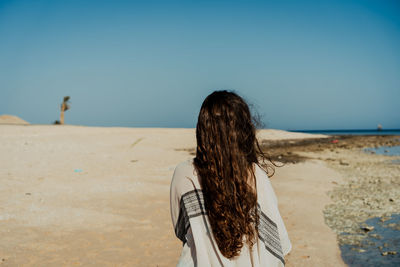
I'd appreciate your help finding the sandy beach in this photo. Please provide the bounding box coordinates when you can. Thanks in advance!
[1,125,346,266]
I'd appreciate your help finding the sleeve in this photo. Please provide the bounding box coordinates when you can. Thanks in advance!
[170,160,196,243]
[170,165,181,230]
[273,198,292,256]
[259,167,292,256]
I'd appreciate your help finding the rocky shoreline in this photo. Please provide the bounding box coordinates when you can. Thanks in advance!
[261,135,400,261]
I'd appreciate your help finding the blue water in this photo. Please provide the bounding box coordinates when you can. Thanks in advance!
[364,146,400,156]
[340,214,400,266]
[290,129,400,135]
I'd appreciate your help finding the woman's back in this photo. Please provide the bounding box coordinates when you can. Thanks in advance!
[170,90,291,266]
[170,158,291,267]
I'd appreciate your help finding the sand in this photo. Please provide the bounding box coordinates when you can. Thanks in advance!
[0,125,344,266]
[273,161,345,266]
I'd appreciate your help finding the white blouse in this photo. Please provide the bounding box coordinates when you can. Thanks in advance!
[170,158,292,267]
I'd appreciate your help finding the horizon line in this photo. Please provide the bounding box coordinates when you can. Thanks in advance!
[289,128,400,133]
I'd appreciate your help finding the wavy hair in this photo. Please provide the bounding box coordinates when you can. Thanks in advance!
[193,90,275,258]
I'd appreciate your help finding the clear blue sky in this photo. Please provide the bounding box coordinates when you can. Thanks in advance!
[1,0,399,130]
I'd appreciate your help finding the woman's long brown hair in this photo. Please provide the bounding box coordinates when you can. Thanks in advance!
[193,90,275,258]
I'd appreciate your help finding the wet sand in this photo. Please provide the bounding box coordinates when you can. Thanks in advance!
[1,125,344,266]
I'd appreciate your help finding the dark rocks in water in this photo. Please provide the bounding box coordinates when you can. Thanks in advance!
[259,134,400,163]
[369,233,381,239]
[380,216,391,222]
[339,214,400,266]
[361,226,374,232]
[351,247,366,253]
[381,251,397,256]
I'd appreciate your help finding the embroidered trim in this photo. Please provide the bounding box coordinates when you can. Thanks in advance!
[174,189,285,265]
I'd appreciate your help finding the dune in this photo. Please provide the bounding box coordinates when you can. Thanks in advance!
[0,114,29,125]
[256,128,327,140]
[0,125,343,266]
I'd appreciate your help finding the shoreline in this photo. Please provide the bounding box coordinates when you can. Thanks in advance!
[262,134,400,266]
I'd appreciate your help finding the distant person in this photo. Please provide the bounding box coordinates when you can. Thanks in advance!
[170,90,291,266]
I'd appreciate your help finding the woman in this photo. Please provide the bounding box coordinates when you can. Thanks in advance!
[170,90,291,266]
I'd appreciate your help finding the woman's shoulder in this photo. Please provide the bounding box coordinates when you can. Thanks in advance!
[254,162,279,205]
[173,158,196,177]
[170,158,198,195]
[253,162,270,182]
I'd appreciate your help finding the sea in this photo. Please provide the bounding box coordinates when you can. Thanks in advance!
[289,129,400,136]
[340,214,400,267]
[364,146,400,157]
